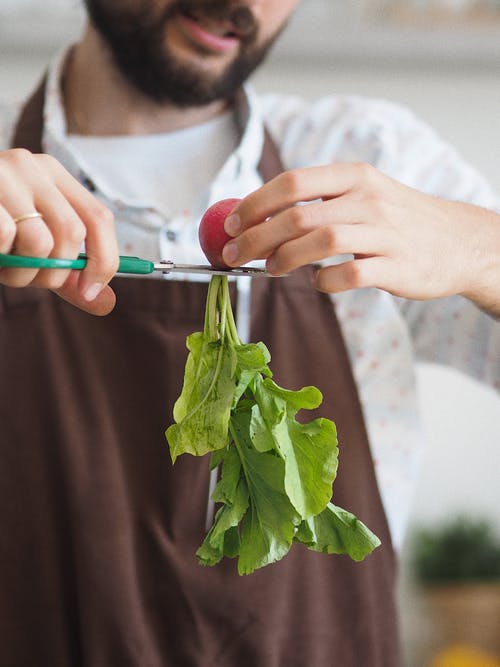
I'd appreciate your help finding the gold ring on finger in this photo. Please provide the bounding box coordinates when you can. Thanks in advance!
[13,211,44,224]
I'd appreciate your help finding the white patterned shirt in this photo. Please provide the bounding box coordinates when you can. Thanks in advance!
[1,50,499,549]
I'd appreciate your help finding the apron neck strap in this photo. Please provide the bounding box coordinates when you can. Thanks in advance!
[257,128,285,184]
[11,74,47,153]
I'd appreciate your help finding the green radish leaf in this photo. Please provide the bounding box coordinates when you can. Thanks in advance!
[249,403,275,452]
[167,273,381,574]
[232,342,272,408]
[166,332,237,462]
[211,445,241,505]
[253,375,338,519]
[197,475,249,567]
[231,410,299,575]
[260,378,323,412]
[222,526,241,559]
[236,342,271,371]
[196,524,224,567]
[295,503,381,562]
[209,448,226,471]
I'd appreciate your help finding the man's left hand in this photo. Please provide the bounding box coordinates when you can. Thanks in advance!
[222,163,500,314]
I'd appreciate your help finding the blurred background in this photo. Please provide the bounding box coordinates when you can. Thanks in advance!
[1,1,499,665]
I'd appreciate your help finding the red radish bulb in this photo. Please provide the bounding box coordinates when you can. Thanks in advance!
[198,198,241,269]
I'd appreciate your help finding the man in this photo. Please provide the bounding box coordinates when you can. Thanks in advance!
[0,1,498,665]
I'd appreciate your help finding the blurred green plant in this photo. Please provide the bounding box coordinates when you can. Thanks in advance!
[411,516,500,585]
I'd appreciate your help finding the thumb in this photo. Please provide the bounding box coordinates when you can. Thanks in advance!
[53,270,117,315]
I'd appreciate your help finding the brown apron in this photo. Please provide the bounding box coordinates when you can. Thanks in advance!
[0,81,401,666]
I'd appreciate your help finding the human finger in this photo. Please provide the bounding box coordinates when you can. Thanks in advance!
[32,187,86,290]
[224,162,379,236]
[36,154,119,301]
[0,203,17,253]
[313,256,388,294]
[222,195,373,268]
[52,270,117,316]
[0,206,54,288]
[266,223,384,276]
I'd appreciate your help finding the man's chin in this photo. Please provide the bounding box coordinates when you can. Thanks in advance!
[164,42,235,80]
[126,67,236,108]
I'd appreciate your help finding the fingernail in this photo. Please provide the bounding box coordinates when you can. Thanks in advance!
[225,214,241,236]
[83,282,104,302]
[223,242,239,264]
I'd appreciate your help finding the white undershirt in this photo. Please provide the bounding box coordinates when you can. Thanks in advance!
[67,110,238,219]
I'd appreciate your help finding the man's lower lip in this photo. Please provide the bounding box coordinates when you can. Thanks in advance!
[177,14,240,53]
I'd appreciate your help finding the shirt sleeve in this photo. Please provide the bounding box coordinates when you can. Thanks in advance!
[377,103,500,392]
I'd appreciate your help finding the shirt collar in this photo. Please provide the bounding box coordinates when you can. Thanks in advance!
[42,46,266,210]
[42,48,85,183]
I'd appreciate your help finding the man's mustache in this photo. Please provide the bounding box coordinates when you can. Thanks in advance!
[170,0,258,40]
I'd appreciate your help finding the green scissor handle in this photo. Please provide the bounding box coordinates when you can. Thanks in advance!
[0,253,155,275]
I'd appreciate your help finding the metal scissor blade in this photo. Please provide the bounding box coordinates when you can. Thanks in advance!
[153,261,283,278]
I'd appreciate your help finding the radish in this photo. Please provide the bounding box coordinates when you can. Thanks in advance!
[198,198,241,268]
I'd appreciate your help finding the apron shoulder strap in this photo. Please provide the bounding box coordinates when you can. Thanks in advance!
[257,128,284,184]
[11,74,47,153]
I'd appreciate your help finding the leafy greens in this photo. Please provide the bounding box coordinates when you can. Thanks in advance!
[166,275,380,574]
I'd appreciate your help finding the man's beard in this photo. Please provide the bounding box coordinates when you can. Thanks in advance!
[84,0,283,106]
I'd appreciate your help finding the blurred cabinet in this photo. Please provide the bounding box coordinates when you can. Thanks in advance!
[384,0,500,26]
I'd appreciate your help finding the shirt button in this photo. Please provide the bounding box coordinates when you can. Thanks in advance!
[80,175,96,192]
[166,230,177,242]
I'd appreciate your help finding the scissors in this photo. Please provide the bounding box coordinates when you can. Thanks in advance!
[0,252,281,278]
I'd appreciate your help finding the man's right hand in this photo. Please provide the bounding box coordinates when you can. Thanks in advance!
[0,148,119,315]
